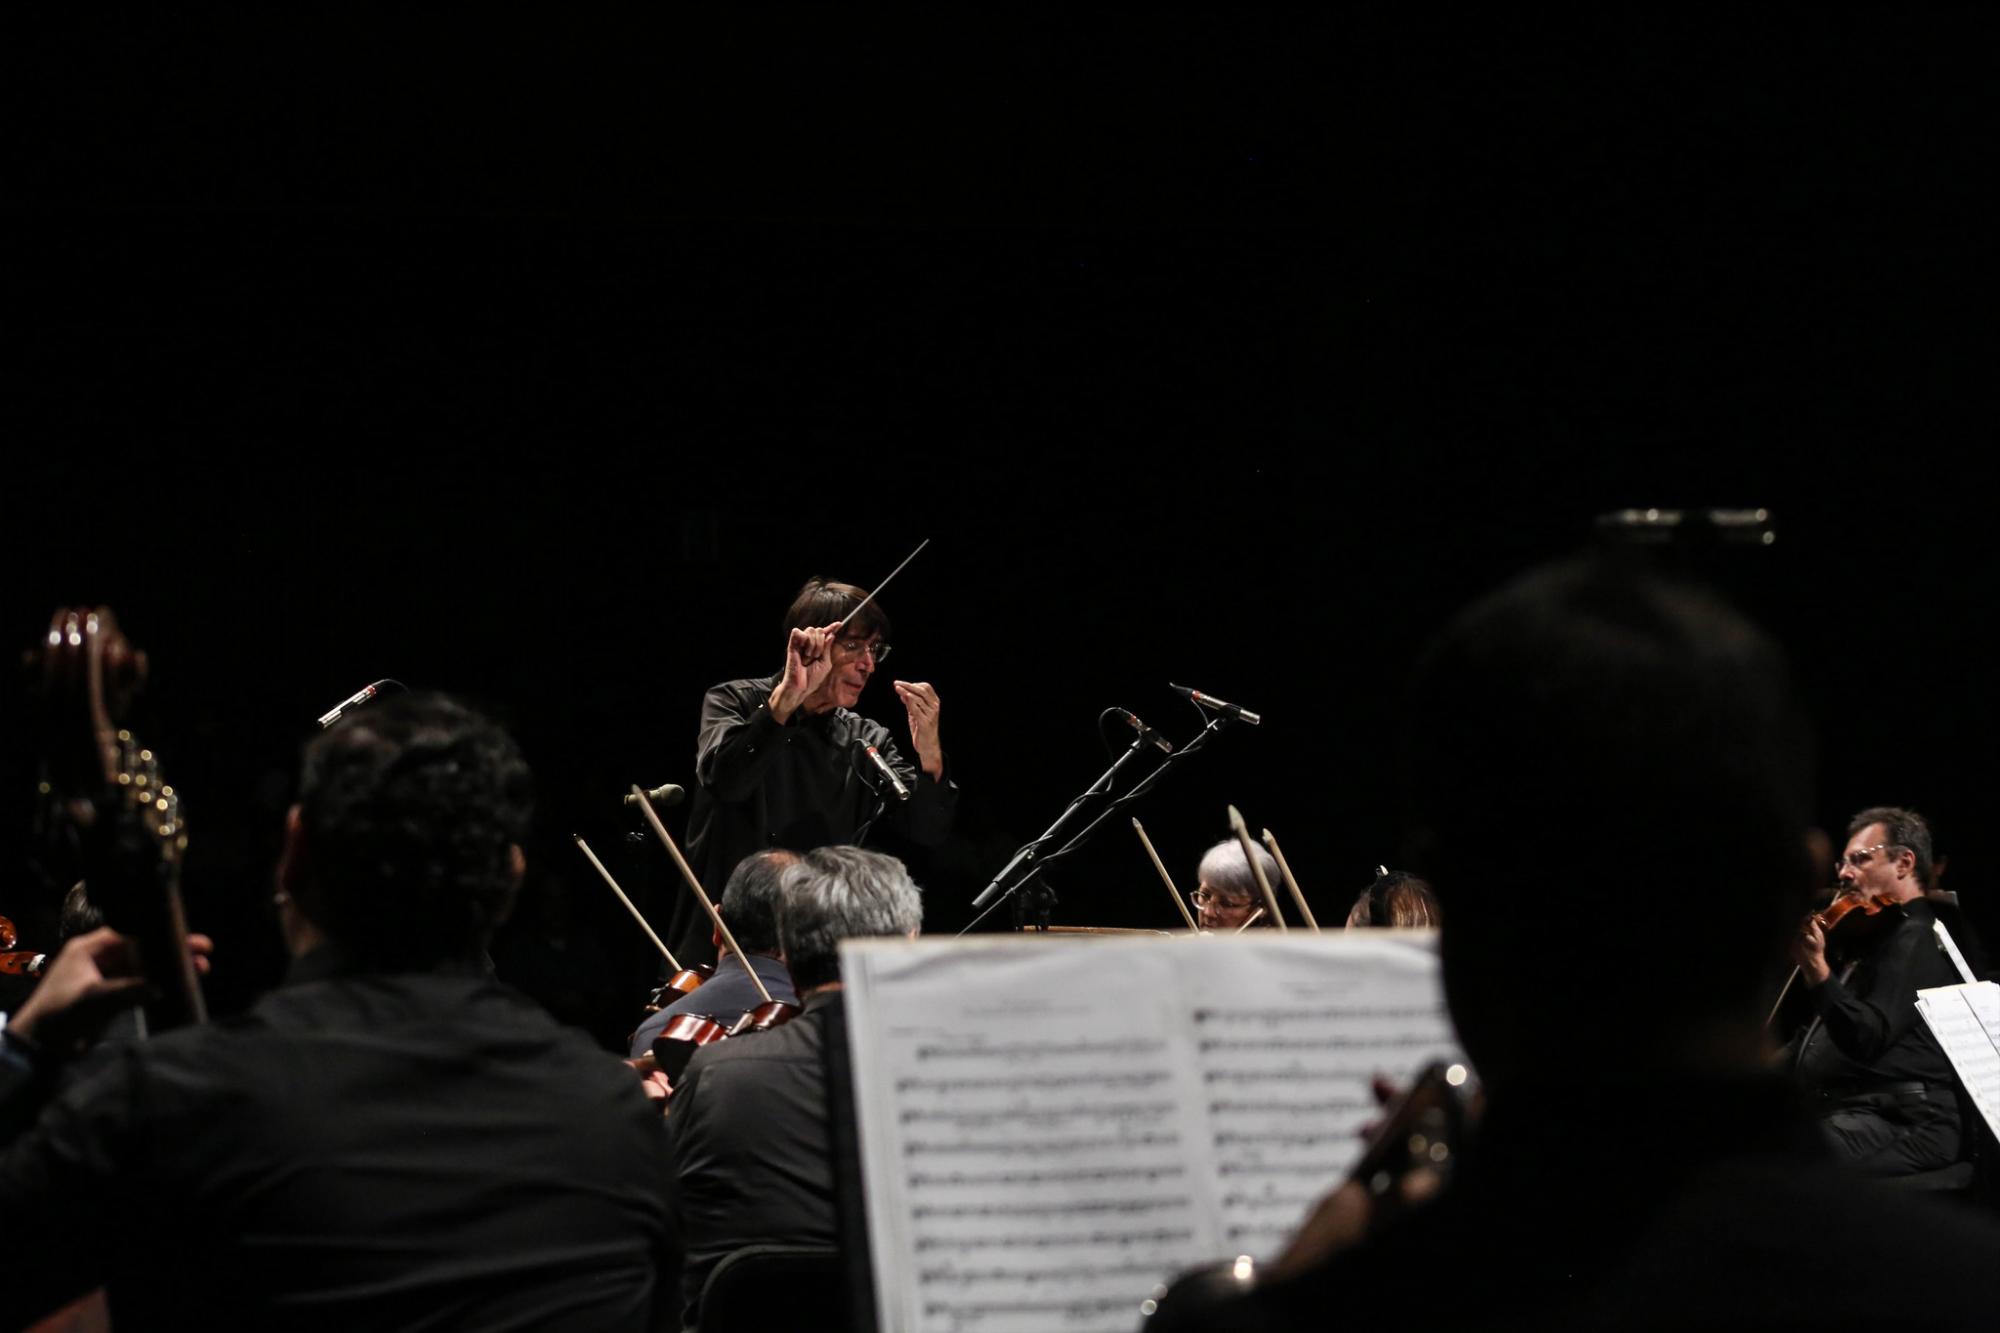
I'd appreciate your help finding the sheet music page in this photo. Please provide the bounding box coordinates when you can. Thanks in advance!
[842,932,1461,1333]
[1188,933,1461,1257]
[1916,980,2000,1142]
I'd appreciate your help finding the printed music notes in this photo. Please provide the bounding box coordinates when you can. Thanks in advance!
[842,932,1463,1333]
[1917,980,2000,1144]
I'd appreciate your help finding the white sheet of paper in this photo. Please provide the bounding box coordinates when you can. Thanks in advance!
[842,932,1462,1333]
[1916,980,2000,1143]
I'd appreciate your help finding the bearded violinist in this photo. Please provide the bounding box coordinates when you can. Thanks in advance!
[1786,806,1975,1178]
[670,577,955,967]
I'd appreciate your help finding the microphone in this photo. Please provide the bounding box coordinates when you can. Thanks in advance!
[621,783,688,809]
[1115,708,1173,754]
[1169,682,1263,727]
[862,744,912,801]
[316,678,408,729]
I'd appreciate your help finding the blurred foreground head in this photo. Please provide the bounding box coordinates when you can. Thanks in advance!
[1406,557,1815,1092]
[292,694,533,969]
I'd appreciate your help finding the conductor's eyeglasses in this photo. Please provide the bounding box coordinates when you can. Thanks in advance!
[834,635,891,665]
[1189,887,1251,909]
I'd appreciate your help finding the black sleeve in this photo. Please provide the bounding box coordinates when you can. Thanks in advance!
[0,1028,57,1143]
[694,681,789,803]
[0,1043,134,1322]
[660,1055,708,1327]
[1811,916,1945,1063]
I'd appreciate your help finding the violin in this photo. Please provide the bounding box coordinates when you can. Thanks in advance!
[573,833,712,1014]
[1763,887,1909,1030]
[629,786,800,1079]
[644,967,713,1012]
[0,914,47,975]
[1,950,51,977]
[1813,887,1904,941]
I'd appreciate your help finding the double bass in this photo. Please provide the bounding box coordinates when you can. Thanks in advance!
[0,914,49,977]
[27,607,206,1031]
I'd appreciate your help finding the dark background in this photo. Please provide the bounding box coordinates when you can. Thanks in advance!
[4,13,1995,1046]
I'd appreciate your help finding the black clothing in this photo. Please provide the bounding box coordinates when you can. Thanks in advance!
[628,951,798,1057]
[1790,898,1965,1174]
[673,674,955,965]
[1147,1075,2000,1332]
[0,946,672,1331]
[664,989,843,1325]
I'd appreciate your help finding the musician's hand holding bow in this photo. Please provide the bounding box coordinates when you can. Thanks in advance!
[1787,914,1830,988]
[8,926,213,1059]
[623,1053,672,1114]
[893,681,944,780]
[770,623,840,723]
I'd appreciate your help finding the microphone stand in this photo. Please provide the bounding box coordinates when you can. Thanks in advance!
[962,714,1234,934]
[849,746,896,845]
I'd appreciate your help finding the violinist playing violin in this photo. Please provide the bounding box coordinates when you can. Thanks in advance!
[670,576,956,968]
[1150,559,2000,1332]
[629,848,800,1057]
[1785,806,1979,1178]
[665,845,924,1328]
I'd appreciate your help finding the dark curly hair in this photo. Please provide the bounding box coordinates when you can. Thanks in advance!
[296,694,533,968]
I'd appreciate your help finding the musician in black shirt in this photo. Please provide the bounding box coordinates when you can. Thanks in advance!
[664,845,924,1326]
[0,695,672,1331]
[1787,805,1967,1175]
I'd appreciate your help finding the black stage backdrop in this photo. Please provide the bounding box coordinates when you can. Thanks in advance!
[4,13,1996,1046]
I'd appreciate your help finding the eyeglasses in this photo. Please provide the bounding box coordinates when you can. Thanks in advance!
[1837,842,1889,870]
[833,635,892,665]
[1188,887,1252,910]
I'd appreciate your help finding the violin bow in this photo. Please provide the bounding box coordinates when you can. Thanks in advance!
[573,834,684,972]
[1261,827,1320,933]
[1133,818,1200,931]
[630,785,776,1005]
[837,538,930,629]
[1227,804,1288,932]
[1234,907,1267,933]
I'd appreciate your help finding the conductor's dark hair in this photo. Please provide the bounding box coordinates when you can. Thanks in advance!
[1846,806,1934,888]
[782,577,891,644]
[719,849,797,955]
[296,693,533,968]
[1406,556,1812,1083]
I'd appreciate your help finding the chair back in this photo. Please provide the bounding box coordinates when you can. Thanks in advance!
[696,1244,850,1333]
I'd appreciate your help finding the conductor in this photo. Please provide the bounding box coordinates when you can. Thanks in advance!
[669,577,956,966]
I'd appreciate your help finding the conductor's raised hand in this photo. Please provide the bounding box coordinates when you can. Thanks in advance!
[771,622,840,722]
[893,680,944,781]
